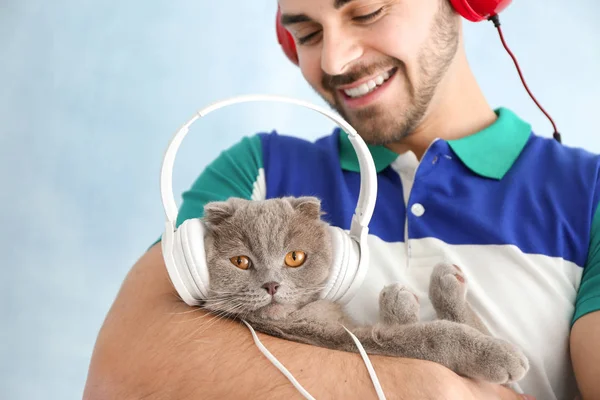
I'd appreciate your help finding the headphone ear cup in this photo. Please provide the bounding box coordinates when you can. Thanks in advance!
[321,226,361,302]
[174,218,211,300]
[275,7,299,65]
[449,0,512,22]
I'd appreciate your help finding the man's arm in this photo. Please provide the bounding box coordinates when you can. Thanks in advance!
[82,133,525,399]
[83,243,473,400]
[570,200,600,399]
[571,311,600,400]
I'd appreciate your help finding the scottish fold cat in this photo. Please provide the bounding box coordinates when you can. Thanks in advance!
[197,196,528,384]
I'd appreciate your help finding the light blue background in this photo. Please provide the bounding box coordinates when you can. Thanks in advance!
[1,1,599,399]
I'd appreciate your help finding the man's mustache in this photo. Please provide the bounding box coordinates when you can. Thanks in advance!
[321,58,403,91]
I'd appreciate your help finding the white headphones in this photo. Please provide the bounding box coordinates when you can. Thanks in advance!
[160,94,378,307]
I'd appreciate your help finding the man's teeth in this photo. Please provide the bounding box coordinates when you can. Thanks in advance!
[343,70,392,98]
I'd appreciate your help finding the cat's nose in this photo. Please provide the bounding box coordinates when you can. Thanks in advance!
[262,281,280,296]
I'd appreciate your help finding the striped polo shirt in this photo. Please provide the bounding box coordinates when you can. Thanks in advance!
[171,107,600,400]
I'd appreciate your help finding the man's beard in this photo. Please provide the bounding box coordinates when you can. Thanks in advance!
[314,2,459,146]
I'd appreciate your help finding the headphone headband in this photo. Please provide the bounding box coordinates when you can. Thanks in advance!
[160,94,378,241]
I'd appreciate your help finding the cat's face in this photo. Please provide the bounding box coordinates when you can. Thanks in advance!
[201,196,333,320]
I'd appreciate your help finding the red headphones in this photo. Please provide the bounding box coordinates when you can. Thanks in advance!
[275,0,512,66]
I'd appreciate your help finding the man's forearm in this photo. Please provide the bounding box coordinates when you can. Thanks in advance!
[571,310,600,400]
[83,244,461,399]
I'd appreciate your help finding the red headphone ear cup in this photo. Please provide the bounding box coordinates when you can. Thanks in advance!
[275,7,299,66]
[449,0,512,22]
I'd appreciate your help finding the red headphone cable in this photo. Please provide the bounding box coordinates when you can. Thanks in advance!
[488,15,562,143]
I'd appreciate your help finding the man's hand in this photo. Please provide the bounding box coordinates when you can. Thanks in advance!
[83,243,487,400]
[571,310,600,399]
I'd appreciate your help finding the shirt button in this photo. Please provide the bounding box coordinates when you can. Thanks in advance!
[411,203,425,217]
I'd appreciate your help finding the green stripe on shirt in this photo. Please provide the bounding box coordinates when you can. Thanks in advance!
[151,134,263,246]
[175,134,263,227]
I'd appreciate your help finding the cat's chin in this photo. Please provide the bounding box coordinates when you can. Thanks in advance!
[255,302,298,321]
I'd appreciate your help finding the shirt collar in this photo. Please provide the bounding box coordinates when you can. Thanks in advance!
[338,129,399,173]
[338,107,532,180]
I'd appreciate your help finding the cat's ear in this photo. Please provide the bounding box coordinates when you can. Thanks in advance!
[203,198,239,225]
[286,196,323,220]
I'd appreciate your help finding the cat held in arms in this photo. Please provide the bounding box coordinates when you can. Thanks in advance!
[194,196,528,384]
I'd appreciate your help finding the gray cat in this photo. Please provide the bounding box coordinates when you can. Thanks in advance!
[199,196,529,384]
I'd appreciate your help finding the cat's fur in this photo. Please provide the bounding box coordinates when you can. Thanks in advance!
[200,196,529,384]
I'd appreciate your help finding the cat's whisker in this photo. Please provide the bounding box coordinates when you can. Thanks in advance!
[201,298,238,306]
[206,300,247,315]
[208,288,247,296]
[295,287,326,295]
[168,298,233,316]
[167,306,207,316]
[204,299,252,313]
[196,310,228,326]
[205,294,248,301]
[190,303,247,336]
[189,315,229,338]
[205,299,246,311]
[169,298,247,325]
[169,308,223,324]
[190,317,234,343]
[184,306,241,329]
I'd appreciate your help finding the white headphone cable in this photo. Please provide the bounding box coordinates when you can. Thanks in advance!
[242,320,316,400]
[342,325,387,399]
[242,319,386,400]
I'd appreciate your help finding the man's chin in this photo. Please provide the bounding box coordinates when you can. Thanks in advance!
[331,95,385,124]
[331,104,416,146]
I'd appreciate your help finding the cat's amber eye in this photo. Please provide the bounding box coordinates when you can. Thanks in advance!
[230,255,251,270]
[284,251,306,268]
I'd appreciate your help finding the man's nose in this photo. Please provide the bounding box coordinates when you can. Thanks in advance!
[261,281,280,296]
[321,30,363,76]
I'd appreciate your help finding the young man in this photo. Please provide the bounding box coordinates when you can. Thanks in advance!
[83,0,600,399]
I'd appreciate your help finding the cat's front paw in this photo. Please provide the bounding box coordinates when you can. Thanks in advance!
[468,337,530,384]
[429,262,468,317]
[379,283,419,325]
